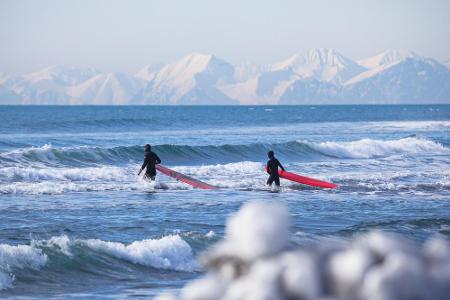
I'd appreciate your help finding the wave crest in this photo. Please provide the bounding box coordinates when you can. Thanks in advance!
[1,137,447,168]
[0,234,198,291]
[304,137,448,159]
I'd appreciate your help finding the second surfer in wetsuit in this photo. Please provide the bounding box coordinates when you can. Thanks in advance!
[266,150,285,187]
[137,144,161,181]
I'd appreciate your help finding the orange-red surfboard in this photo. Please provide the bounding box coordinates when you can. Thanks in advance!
[156,165,219,190]
[265,167,337,189]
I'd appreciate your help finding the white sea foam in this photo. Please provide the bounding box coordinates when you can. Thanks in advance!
[162,201,450,300]
[205,231,216,238]
[0,165,129,182]
[0,244,47,290]
[0,181,141,195]
[173,162,264,189]
[365,121,450,132]
[304,137,448,159]
[83,235,198,272]
[2,155,449,194]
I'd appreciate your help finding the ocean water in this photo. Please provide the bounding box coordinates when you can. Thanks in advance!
[0,105,449,298]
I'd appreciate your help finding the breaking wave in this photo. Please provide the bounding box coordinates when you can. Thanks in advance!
[0,244,47,290]
[0,137,447,167]
[304,137,448,159]
[0,234,198,290]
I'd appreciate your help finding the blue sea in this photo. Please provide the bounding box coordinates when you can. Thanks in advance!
[0,105,449,298]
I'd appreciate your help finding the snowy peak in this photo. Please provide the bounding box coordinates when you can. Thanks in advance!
[138,53,237,104]
[135,64,162,82]
[344,57,450,104]
[0,72,9,84]
[358,50,418,69]
[346,52,438,86]
[68,72,143,104]
[271,48,366,83]
[2,49,450,105]
[153,53,233,86]
[23,66,100,86]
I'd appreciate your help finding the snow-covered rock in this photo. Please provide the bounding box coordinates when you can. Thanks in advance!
[157,201,450,300]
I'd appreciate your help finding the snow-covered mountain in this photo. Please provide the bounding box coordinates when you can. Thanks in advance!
[220,48,365,104]
[280,50,450,104]
[68,72,144,105]
[23,66,99,86]
[272,48,366,84]
[0,83,20,104]
[0,66,101,104]
[136,53,238,105]
[135,64,162,82]
[1,49,449,104]
[357,50,417,69]
[344,56,450,104]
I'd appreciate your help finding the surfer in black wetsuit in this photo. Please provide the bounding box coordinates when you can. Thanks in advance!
[266,150,285,187]
[137,144,161,181]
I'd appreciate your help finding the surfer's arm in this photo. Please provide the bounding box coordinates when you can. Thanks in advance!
[155,154,161,164]
[278,161,285,171]
[266,161,271,174]
[138,156,149,175]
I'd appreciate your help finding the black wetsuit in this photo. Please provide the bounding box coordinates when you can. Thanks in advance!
[266,157,285,186]
[141,151,161,179]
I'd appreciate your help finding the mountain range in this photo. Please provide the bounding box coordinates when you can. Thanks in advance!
[1,49,449,105]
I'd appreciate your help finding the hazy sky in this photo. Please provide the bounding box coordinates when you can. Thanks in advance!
[1,0,449,74]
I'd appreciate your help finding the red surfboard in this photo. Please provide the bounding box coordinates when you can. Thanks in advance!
[265,167,337,189]
[156,165,219,190]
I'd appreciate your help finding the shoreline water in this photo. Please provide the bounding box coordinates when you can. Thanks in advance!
[0,105,449,298]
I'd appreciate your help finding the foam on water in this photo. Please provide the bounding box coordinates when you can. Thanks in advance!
[0,165,129,182]
[365,120,450,132]
[305,137,448,159]
[2,155,450,195]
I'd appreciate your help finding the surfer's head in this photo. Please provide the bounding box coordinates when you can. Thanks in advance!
[268,150,274,158]
[144,144,151,152]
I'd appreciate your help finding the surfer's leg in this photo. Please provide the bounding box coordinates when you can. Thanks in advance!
[267,175,274,186]
[274,176,280,186]
[144,173,156,181]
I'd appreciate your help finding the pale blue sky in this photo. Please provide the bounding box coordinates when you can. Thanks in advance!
[1,0,449,74]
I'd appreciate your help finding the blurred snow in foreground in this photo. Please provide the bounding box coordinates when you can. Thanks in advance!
[158,201,450,300]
